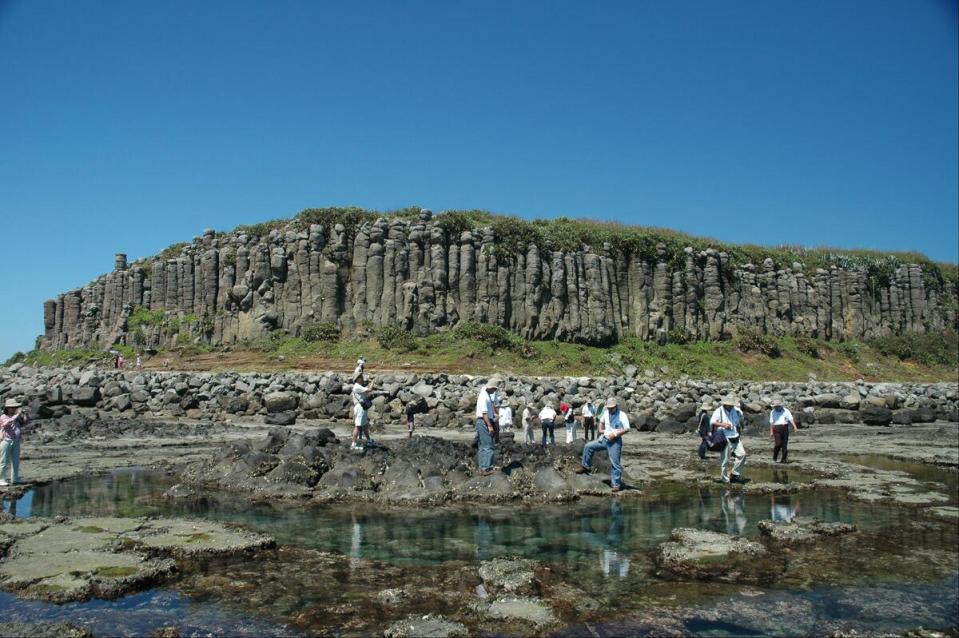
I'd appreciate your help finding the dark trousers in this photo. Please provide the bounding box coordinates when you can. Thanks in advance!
[698,437,709,459]
[583,417,596,441]
[541,419,555,446]
[773,424,790,462]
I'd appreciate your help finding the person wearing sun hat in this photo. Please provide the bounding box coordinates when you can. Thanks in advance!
[0,398,29,486]
[475,376,502,476]
[768,396,797,463]
[574,396,631,493]
[711,394,747,483]
[696,398,721,460]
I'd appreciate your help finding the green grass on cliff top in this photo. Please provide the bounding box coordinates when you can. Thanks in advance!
[137,205,957,294]
[16,329,953,382]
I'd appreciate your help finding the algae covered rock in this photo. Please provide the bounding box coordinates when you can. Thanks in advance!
[656,527,777,584]
[383,614,468,638]
[0,516,274,602]
[757,517,857,544]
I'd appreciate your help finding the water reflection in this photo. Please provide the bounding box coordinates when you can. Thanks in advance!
[771,495,800,523]
[2,469,938,570]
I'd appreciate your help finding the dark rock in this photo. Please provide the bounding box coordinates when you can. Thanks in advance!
[861,405,893,426]
[71,386,100,407]
[264,410,296,426]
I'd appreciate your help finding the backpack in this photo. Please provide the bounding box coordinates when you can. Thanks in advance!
[360,395,373,410]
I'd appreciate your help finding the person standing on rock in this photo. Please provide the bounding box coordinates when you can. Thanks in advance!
[582,398,596,441]
[561,401,578,444]
[351,374,374,450]
[521,401,535,445]
[712,395,746,483]
[0,399,28,486]
[575,397,630,493]
[538,402,557,447]
[135,353,142,369]
[353,357,366,382]
[498,400,513,434]
[405,402,417,439]
[475,377,501,476]
[769,396,797,463]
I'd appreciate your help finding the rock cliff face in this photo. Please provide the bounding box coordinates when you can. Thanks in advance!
[38,211,957,350]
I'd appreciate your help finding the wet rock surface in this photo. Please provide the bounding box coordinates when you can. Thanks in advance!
[180,428,632,503]
[656,528,777,584]
[0,622,94,638]
[757,516,857,544]
[0,516,274,602]
[383,615,468,638]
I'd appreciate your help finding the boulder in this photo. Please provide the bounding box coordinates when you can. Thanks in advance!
[264,411,296,426]
[861,405,892,426]
[263,392,298,413]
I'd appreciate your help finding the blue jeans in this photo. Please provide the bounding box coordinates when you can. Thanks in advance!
[582,436,623,488]
[475,419,495,471]
[541,419,555,446]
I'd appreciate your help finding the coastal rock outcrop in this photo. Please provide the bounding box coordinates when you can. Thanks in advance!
[37,211,957,350]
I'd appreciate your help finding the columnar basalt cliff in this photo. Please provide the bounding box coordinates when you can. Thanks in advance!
[38,209,957,350]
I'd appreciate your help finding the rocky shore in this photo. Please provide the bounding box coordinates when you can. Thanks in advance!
[3,364,956,431]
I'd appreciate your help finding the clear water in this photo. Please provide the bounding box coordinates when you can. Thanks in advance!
[840,454,959,502]
[1,467,956,636]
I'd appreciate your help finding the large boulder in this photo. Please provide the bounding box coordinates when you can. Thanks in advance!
[263,392,298,413]
[861,405,893,426]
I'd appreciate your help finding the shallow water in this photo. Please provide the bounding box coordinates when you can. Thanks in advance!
[1,467,957,636]
[840,453,959,501]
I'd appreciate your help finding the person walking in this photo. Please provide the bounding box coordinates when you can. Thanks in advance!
[498,400,514,434]
[475,377,501,476]
[582,398,596,441]
[350,374,374,450]
[135,353,142,369]
[769,396,797,463]
[0,399,28,486]
[538,402,557,447]
[712,395,746,483]
[574,397,631,493]
[521,401,535,444]
[405,402,417,439]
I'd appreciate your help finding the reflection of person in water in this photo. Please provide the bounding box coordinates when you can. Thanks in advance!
[770,495,800,523]
[474,515,495,562]
[720,490,748,535]
[599,501,631,578]
[350,509,363,570]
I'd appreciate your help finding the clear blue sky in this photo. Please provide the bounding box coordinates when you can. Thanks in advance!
[1,0,956,360]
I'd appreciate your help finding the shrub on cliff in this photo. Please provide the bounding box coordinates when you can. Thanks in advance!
[376,325,417,352]
[302,323,340,343]
[735,326,782,358]
[868,332,959,367]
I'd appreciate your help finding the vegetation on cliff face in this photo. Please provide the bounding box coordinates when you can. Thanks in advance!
[12,329,955,382]
[209,206,959,296]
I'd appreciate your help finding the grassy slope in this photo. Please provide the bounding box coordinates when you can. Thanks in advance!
[13,333,956,382]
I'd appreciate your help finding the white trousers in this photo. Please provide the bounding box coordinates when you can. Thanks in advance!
[565,421,578,444]
[720,437,746,479]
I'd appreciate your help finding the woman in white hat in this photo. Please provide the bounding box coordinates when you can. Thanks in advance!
[0,398,29,485]
[711,394,746,483]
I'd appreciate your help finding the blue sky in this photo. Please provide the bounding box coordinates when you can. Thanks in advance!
[0,0,956,360]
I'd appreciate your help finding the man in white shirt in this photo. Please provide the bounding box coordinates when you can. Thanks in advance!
[711,394,746,483]
[538,403,557,446]
[574,397,630,493]
[768,396,797,463]
[498,401,514,433]
[581,399,596,441]
[475,377,502,476]
[521,402,535,444]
